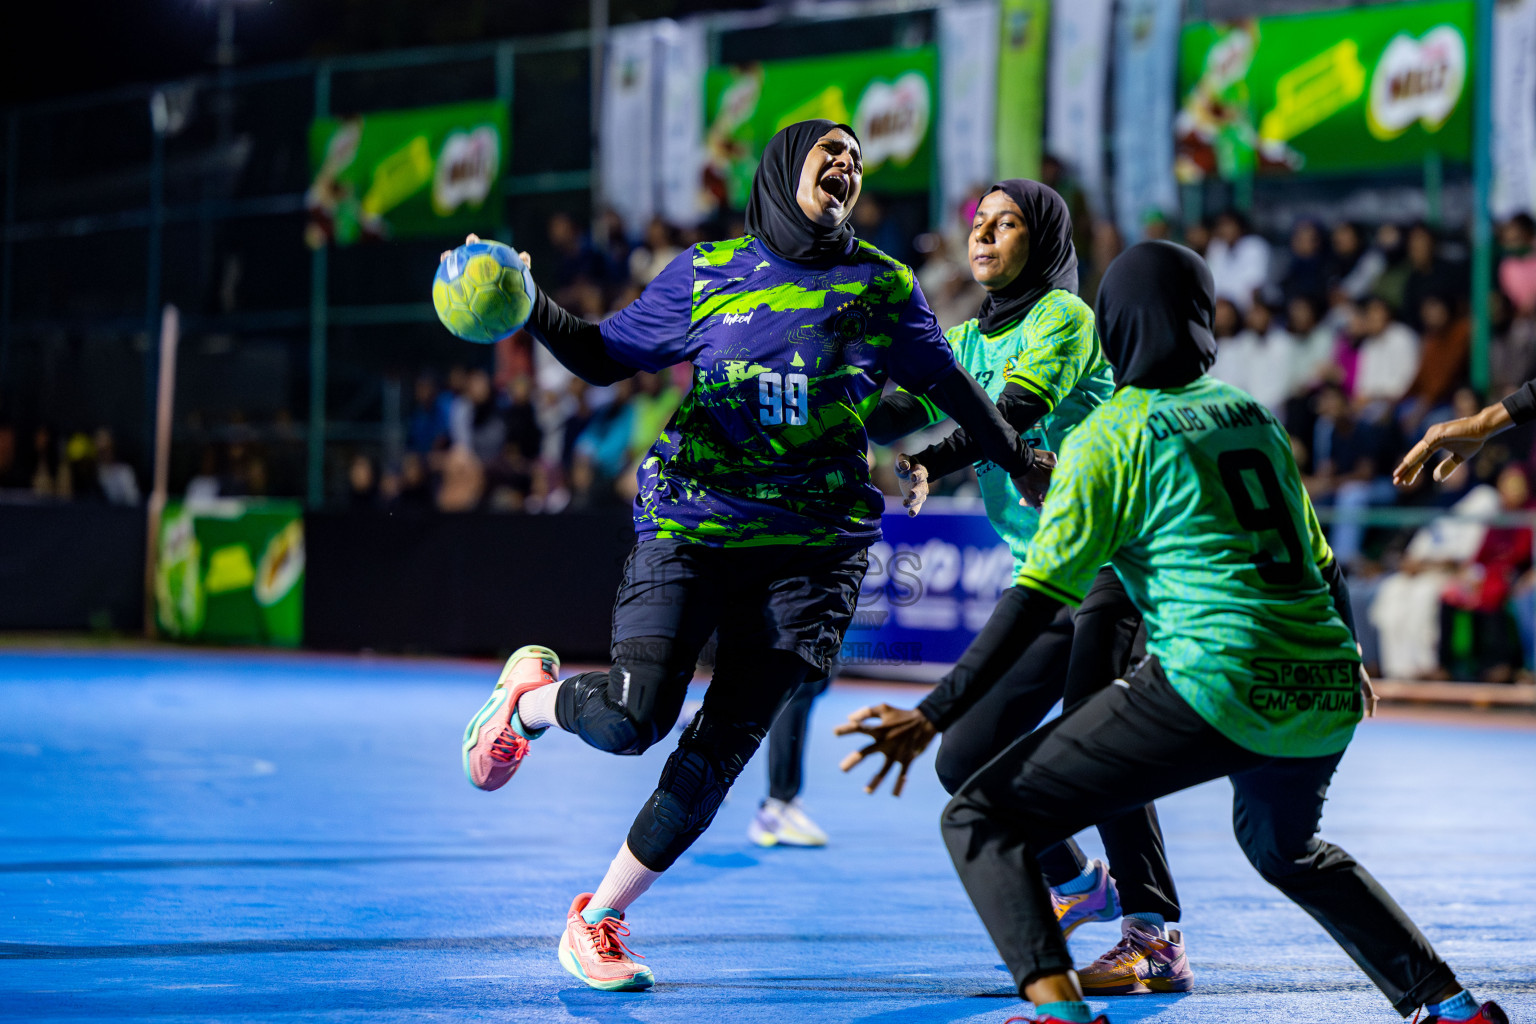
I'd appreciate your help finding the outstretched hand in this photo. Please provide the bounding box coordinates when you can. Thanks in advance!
[1393,403,1512,486]
[439,233,532,270]
[895,455,930,517]
[834,703,938,796]
[1015,448,1056,508]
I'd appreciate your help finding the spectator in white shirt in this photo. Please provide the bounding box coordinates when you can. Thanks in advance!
[1231,300,1300,412]
[1353,296,1420,416]
[1204,209,1271,312]
[1287,295,1341,393]
[1208,298,1254,392]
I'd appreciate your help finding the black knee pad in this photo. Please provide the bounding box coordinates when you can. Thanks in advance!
[626,714,766,871]
[562,640,692,755]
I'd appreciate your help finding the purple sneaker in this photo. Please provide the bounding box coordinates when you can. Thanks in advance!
[1050,858,1121,939]
[1078,918,1194,995]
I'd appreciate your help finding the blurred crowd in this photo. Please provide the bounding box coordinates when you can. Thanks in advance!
[6,173,1536,682]
[1171,207,1536,685]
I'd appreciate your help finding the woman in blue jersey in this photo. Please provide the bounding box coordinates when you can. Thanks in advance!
[452,119,1040,992]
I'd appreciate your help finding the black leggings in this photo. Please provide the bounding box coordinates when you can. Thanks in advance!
[559,638,813,871]
[766,671,832,803]
[941,658,1456,1014]
[1058,568,1179,920]
[933,570,1176,904]
[552,540,866,872]
[930,598,1088,886]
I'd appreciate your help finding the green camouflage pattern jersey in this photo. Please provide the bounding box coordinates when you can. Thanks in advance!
[910,290,1114,569]
[596,236,959,547]
[1016,376,1362,758]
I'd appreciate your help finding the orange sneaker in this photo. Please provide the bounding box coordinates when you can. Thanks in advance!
[558,893,655,991]
[461,645,559,791]
[1077,919,1192,995]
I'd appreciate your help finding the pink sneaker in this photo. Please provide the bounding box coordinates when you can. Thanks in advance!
[461,644,559,791]
[558,893,655,991]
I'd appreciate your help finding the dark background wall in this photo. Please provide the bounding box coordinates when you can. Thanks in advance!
[0,505,634,660]
[304,509,635,660]
[0,502,146,631]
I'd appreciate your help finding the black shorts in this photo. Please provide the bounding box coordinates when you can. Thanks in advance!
[610,538,868,673]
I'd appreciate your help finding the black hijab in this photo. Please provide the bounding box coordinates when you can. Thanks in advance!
[1095,240,1217,390]
[975,179,1079,335]
[745,119,858,264]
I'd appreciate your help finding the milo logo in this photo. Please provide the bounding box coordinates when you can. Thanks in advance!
[1366,25,1466,140]
[255,520,306,608]
[432,126,500,215]
[853,71,931,170]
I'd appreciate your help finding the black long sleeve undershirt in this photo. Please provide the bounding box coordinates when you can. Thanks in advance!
[523,286,636,387]
[865,390,937,446]
[917,585,1064,729]
[1318,557,1358,646]
[913,381,1050,479]
[923,366,1036,477]
[1503,380,1536,425]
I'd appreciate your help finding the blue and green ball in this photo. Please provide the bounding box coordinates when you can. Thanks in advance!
[432,240,535,344]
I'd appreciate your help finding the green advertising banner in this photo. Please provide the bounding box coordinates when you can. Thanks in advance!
[995,0,1050,181]
[308,100,507,245]
[156,500,305,647]
[704,46,937,207]
[1177,0,1473,181]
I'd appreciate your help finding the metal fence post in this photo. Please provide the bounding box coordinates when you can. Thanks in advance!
[145,102,166,470]
[307,64,332,508]
[1470,0,1494,395]
[589,0,607,233]
[0,112,17,398]
[496,42,514,243]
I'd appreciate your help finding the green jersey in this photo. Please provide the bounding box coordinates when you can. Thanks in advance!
[1017,376,1362,758]
[914,290,1114,568]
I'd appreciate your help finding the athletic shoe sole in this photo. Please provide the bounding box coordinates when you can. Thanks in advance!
[1082,974,1194,996]
[747,821,779,847]
[460,644,559,790]
[558,931,655,991]
[460,687,513,787]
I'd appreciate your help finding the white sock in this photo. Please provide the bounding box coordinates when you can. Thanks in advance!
[586,842,662,920]
[515,679,562,732]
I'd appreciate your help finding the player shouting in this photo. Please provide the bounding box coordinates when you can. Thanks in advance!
[845,240,1508,1024]
[454,120,1040,992]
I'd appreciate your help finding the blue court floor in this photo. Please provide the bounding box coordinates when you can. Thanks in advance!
[1,648,1533,1024]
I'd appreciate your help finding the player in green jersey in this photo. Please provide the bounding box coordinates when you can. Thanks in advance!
[838,180,1111,798]
[834,181,1184,962]
[843,240,1507,1024]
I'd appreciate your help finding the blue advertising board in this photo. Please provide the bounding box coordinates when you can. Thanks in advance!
[841,498,1015,678]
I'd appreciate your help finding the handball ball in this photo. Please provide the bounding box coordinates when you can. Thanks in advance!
[432,240,535,344]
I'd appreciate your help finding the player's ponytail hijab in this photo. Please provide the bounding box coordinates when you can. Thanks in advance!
[1095,240,1218,390]
[975,179,1079,335]
[745,119,859,264]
